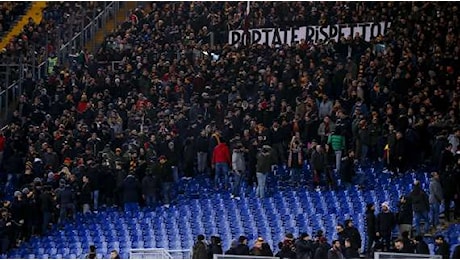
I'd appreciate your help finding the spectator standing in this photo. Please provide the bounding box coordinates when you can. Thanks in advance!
[429,172,443,231]
[310,145,326,190]
[397,195,413,238]
[364,203,376,257]
[340,150,356,187]
[295,233,313,259]
[328,239,344,259]
[56,180,76,225]
[155,155,174,207]
[249,237,273,257]
[231,142,246,199]
[277,233,296,259]
[39,185,54,234]
[328,130,346,172]
[141,170,159,208]
[288,136,304,186]
[196,130,209,176]
[409,181,430,236]
[343,238,359,259]
[207,236,223,259]
[211,139,231,190]
[122,173,140,212]
[234,236,250,256]
[318,116,335,145]
[255,145,276,198]
[344,219,361,255]
[192,234,208,259]
[80,176,92,214]
[376,202,396,252]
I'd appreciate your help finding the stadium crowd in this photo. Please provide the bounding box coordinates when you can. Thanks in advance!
[0,1,460,258]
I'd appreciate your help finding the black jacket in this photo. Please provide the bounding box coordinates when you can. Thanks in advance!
[233,244,250,256]
[295,239,313,259]
[435,242,450,259]
[397,201,413,225]
[155,161,174,183]
[365,209,376,237]
[122,175,140,203]
[376,211,396,236]
[141,174,159,196]
[415,240,430,255]
[345,226,362,251]
[409,187,429,213]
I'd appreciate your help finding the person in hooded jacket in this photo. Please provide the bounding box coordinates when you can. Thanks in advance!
[364,203,376,258]
[192,234,208,259]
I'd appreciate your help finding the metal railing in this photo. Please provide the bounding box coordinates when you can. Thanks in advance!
[129,248,191,259]
[0,1,124,126]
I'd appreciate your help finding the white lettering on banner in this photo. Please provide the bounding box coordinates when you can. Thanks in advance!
[228,22,391,46]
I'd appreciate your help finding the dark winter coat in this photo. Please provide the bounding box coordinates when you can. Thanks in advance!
[376,211,396,236]
[141,174,159,196]
[397,201,413,225]
[365,209,376,237]
[345,226,362,251]
[233,244,250,256]
[122,175,140,203]
[192,241,208,259]
[295,239,313,259]
[409,186,429,213]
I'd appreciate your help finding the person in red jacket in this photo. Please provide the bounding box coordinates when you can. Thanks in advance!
[212,139,231,189]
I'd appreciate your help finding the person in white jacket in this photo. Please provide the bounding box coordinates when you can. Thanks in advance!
[231,142,247,199]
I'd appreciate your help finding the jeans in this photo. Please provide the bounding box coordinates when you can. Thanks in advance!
[214,163,229,188]
[197,152,208,174]
[430,202,440,228]
[290,168,302,185]
[82,204,91,214]
[144,194,157,208]
[42,211,51,234]
[59,203,75,224]
[256,172,268,198]
[361,145,369,165]
[335,150,342,171]
[172,166,179,183]
[414,211,430,235]
[92,190,99,211]
[161,182,173,204]
[231,171,243,196]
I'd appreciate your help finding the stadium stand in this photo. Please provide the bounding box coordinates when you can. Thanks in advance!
[0,1,459,259]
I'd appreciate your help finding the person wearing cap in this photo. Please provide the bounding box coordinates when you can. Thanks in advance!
[434,235,450,259]
[295,233,313,259]
[376,202,396,252]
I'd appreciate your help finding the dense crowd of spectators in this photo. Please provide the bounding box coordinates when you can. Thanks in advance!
[0,1,107,92]
[0,0,459,257]
[0,2,29,37]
